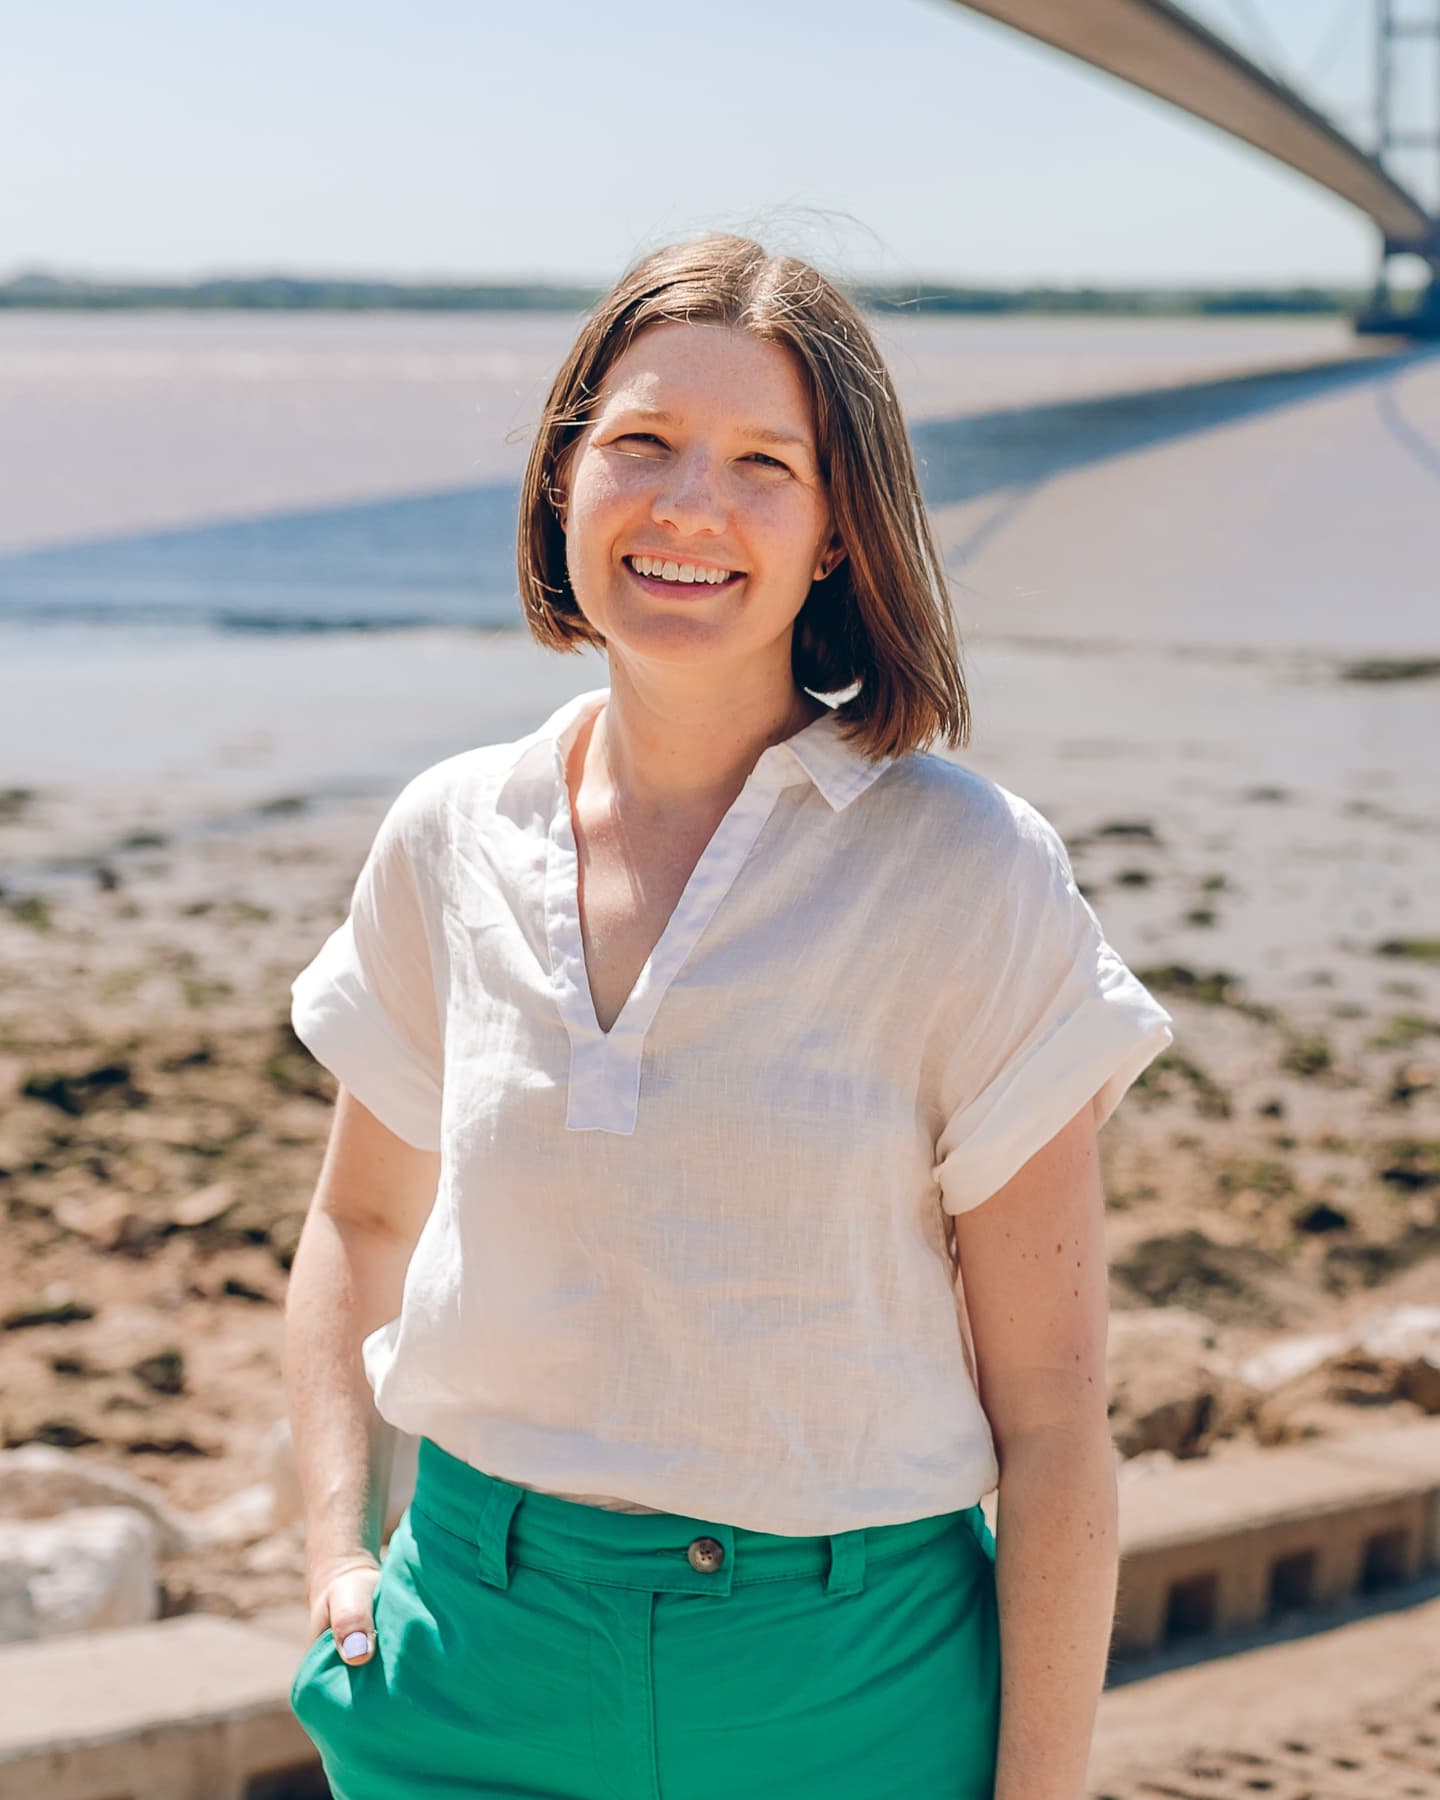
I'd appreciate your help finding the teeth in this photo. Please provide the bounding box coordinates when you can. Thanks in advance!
[631,555,733,586]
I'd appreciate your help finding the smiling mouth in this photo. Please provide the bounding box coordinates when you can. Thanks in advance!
[623,555,745,595]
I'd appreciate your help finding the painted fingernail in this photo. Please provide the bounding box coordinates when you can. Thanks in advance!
[341,1631,371,1659]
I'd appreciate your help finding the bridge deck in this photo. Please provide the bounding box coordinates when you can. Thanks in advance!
[955,0,1436,258]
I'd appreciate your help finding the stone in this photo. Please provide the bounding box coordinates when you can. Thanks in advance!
[0,1443,198,1554]
[1237,1330,1347,1392]
[1398,1350,1440,1414]
[189,1482,278,1548]
[1108,1307,1253,1459]
[1351,1303,1440,1361]
[0,1506,158,1641]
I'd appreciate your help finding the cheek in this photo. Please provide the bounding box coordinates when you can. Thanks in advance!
[563,458,637,605]
[568,453,643,534]
[748,487,826,559]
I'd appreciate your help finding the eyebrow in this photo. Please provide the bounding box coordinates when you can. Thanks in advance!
[610,406,814,456]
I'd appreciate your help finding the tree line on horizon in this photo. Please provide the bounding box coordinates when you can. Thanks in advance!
[0,271,1388,316]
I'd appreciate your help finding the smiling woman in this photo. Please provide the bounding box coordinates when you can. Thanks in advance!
[548,318,849,689]
[517,232,969,762]
[284,230,1174,1800]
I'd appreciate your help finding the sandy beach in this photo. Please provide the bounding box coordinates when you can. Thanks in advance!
[1,316,1437,1679]
[2,620,1438,1629]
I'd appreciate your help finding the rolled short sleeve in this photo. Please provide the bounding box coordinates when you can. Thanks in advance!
[290,775,445,1151]
[933,797,1173,1216]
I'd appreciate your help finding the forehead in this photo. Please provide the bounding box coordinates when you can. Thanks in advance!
[595,322,814,429]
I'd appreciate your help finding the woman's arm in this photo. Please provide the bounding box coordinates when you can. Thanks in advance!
[953,1101,1119,1800]
[283,1085,441,1623]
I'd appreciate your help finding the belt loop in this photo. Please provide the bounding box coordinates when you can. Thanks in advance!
[473,1476,525,1590]
[825,1528,867,1596]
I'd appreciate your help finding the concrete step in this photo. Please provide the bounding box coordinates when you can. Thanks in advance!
[1,1419,1437,1798]
[0,1605,320,1800]
[1102,1416,1440,1655]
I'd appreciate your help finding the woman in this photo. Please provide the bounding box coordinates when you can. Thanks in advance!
[284,231,1174,1800]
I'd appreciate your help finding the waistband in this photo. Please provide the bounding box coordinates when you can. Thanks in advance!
[407,1436,983,1599]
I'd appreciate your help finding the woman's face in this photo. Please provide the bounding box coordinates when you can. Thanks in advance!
[557,321,844,678]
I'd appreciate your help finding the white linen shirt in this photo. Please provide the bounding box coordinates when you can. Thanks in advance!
[290,684,1174,1534]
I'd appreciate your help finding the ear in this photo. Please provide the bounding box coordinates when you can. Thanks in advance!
[814,536,847,582]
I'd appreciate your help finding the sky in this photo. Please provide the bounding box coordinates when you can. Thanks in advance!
[2,0,1435,288]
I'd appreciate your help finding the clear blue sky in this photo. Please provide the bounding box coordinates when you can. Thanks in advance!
[2,0,1431,287]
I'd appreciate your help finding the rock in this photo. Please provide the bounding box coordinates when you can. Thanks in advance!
[121,1433,215,1458]
[2,1285,96,1330]
[52,1190,142,1247]
[1237,1331,1347,1392]
[189,1481,277,1548]
[20,1062,144,1117]
[1344,1306,1440,1415]
[52,1191,170,1255]
[1117,1448,1180,1481]
[168,1180,236,1229]
[1292,1201,1350,1234]
[132,1349,185,1396]
[1389,1061,1436,1103]
[1351,1303,1440,1360]
[241,1527,305,1576]
[1230,1305,1440,1435]
[1323,1352,1403,1406]
[0,1506,158,1640]
[1400,1351,1440,1413]
[7,1417,104,1450]
[1107,1307,1253,1459]
[66,1303,184,1378]
[0,1443,198,1554]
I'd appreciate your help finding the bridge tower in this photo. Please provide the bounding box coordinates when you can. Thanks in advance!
[1357,0,1440,334]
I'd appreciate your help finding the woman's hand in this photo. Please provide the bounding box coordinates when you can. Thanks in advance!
[305,1553,384,1664]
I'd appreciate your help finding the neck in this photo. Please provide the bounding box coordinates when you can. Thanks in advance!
[578,666,828,821]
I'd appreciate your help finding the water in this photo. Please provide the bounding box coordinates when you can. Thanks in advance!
[2,310,1433,652]
[0,482,522,633]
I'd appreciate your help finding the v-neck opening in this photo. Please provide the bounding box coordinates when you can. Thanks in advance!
[543,692,811,1134]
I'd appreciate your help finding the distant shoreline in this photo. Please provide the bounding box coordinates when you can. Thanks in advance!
[0,273,1403,317]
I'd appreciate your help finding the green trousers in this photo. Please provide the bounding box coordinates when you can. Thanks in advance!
[290,1436,1001,1798]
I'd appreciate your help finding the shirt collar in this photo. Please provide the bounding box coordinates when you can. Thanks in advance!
[781,701,898,811]
[509,686,895,813]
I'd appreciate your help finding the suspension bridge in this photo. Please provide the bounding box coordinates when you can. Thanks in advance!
[951,0,1440,335]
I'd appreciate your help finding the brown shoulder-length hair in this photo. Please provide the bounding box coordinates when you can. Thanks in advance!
[516,232,970,760]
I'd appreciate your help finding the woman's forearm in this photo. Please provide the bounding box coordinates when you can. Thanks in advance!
[990,1428,1121,1800]
[283,1208,410,1582]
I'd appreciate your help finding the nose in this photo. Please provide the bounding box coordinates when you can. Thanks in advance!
[651,447,727,537]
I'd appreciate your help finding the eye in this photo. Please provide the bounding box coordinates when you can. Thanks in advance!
[745,453,790,472]
[615,432,664,447]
